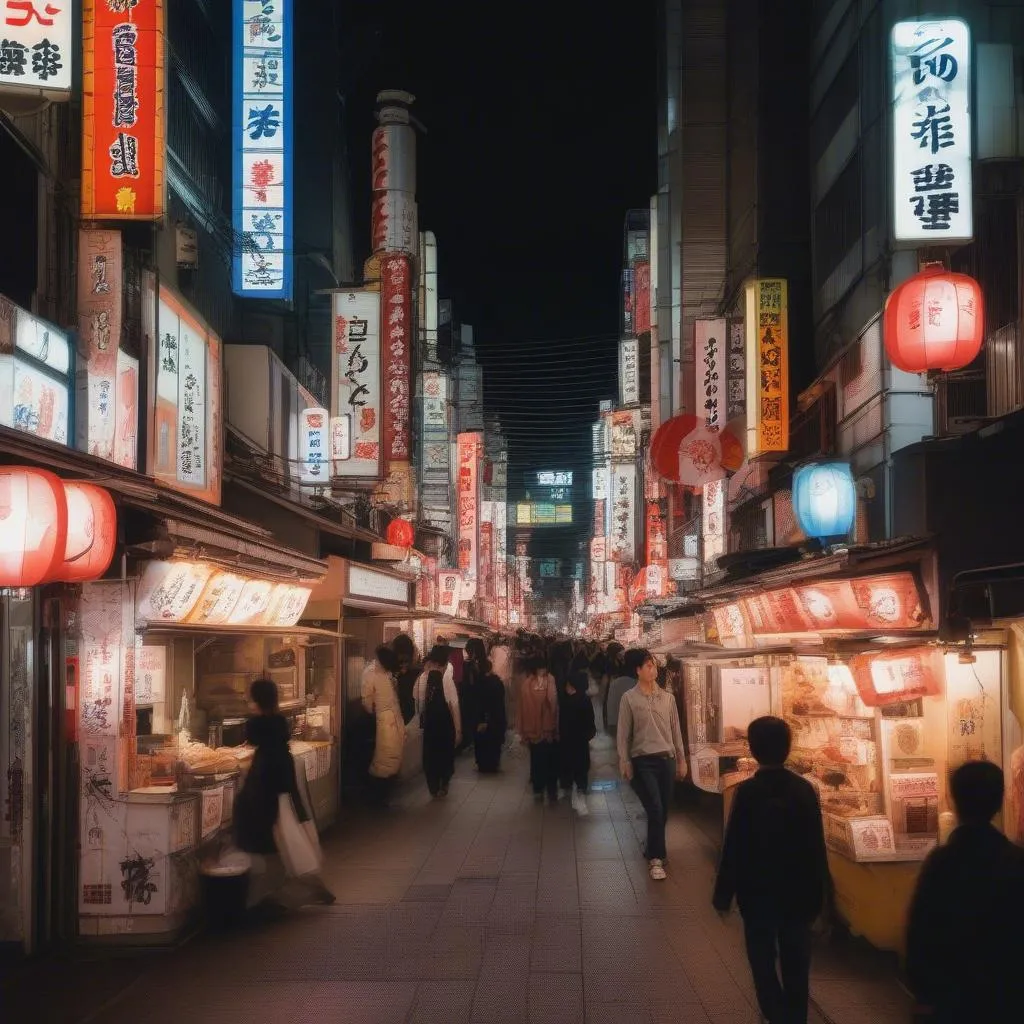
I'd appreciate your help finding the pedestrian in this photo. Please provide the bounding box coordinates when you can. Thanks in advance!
[360,645,407,808]
[559,651,597,816]
[459,638,487,753]
[517,653,559,803]
[420,669,459,796]
[233,679,334,909]
[906,759,1024,1024]
[601,642,625,733]
[474,659,507,773]
[712,716,829,1024]
[605,645,633,736]
[415,645,462,794]
[616,648,687,879]
[391,633,420,725]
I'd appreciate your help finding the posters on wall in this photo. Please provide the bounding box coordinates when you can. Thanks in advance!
[146,277,222,505]
[891,19,972,243]
[0,295,71,446]
[610,409,639,460]
[944,650,1001,767]
[727,319,746,421]
[719,667,771,743]
[77,230,138,468]
[81,0,165,219]
[232,0,293,298]
[331,290,381,478]
[702,479,726,571]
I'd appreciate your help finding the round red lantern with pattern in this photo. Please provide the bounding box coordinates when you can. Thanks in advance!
[59,482,117,582]
[883,267,984,373]
[385,517,414,549]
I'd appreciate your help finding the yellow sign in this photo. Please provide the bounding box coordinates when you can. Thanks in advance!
[745,278,789,453]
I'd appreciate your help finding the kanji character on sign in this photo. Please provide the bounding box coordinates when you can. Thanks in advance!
[109,132,139,177]
[909,37,958,85]
[911,103,955,154]
[30,37,61,80]
[910,163,955,193]
[5,2,61,27]
[246,104,281,140]
[0,38,27,76]
[909,192,959,231]
[248,159,275,202]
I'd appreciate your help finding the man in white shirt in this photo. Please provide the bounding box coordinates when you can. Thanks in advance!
[617,648,688,880]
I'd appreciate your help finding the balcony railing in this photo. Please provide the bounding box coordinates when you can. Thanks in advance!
[788,384,837,461]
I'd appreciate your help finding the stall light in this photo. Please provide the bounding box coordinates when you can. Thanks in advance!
[0,467,69,587]
[792,462,856,541]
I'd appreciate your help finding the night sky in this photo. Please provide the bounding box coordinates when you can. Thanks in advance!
[345,0,657,558]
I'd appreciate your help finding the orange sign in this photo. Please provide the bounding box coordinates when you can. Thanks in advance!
[81,0,165,220]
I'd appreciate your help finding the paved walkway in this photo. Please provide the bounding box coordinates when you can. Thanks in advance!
[4,726,911,1024]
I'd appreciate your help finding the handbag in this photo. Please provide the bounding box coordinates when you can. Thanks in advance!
[273,793,322,878]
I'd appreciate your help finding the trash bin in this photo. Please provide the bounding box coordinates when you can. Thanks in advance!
[200,850,251,930]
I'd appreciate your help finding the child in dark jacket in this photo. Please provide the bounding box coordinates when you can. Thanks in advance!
[712,716,830,1024]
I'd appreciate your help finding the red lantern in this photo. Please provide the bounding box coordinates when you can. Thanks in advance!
[883,267,984,373]
[649,414,744,486]
[0,467,69,587]
[59,483,117,582]
[386,518,414,549]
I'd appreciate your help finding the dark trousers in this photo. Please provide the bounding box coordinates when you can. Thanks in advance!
[560,742,590,793]
[529,741,559,798]
[742,917,813,1024]
[630,755,674,861]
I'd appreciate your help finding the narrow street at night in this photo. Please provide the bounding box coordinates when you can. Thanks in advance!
[5,730,910,1024]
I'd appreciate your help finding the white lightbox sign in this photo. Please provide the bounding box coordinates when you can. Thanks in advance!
[892,19,973,243]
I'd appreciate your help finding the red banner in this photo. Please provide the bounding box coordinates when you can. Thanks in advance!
[81,0,165,219]
[380,255,412,465]
[634,262,651,335]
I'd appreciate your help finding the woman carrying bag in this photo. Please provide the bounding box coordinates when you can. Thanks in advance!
[361,646,407,808]
[233,679,334,911]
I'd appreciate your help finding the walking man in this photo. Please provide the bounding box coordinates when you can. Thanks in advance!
[616,648,687,880]
[712,716,830,1024]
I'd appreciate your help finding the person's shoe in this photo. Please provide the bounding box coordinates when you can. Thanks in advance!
[573,790,589,817]
[649,859,667,881]
[440,784,449,796]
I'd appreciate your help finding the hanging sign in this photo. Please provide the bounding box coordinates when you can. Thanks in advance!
[695,319,726,429]
[0,0,72,97]
[891,19,972,243]
[609,464,637,563]
[232,0,294,298]
[81,0,166,219]
[331,290,381,478]
[457,432,481,582]
[147,278,223,505]
[299,407,329,484]
[745,278,789,454]
[634,263,651,335]
[380,255,412,464]
[619,339,640,406]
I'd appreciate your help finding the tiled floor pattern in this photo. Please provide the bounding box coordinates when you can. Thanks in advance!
[10,718,912,1024]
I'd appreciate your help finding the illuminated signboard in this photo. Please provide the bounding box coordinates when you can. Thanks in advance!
[233,0,293,299]
[514,503,573,526]
[331,290,381,478]
[81,0,165,219]
[0,0,73,97]
[891,19,972,244]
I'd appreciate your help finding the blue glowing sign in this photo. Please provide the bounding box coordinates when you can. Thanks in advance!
[232,0,293,300]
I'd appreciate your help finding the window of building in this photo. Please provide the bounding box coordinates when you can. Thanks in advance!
[813,150,862,287]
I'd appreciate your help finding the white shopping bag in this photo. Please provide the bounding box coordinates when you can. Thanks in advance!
[273,794,322,878]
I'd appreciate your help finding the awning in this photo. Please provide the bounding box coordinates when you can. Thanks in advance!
[141,623,345,642]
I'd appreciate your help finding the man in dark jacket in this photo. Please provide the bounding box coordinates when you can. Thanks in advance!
[712,716,829,1024]
[906,759,1024,1023]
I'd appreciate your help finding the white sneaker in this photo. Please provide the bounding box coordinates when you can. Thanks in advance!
[572,790,589,817]
[649,858,667,880]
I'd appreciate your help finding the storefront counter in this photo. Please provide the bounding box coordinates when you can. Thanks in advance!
[828,854,919,956]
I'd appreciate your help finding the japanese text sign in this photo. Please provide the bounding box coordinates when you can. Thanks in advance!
[726,319,746,420]
[77,229,138,469]
[81,0,165,219]
[457,432,481,580]
[233,0,293,299]
[745,278,788,454]
[695,319,726,429]
[0,0,72,97]
[619,339,640,406]
[634,262,651,336]
[380,255,411,464]
[609,463,636,564]
[892,20,972,243]
[146,277,222,505]
[331,290,381,478]
[299,406,328,484]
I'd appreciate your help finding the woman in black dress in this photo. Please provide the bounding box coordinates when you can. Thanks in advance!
[421,669,457,797]
[474,659,507,773]
[559,653,597,816]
